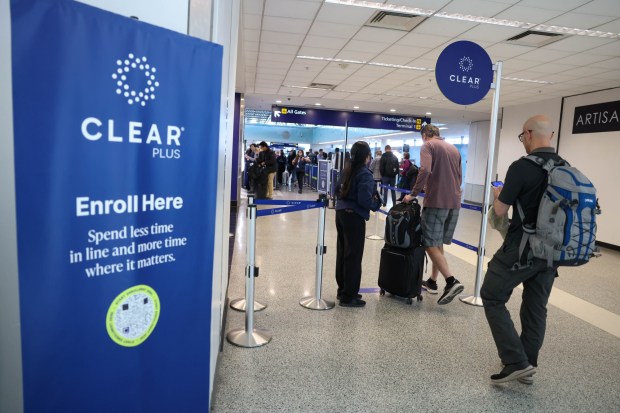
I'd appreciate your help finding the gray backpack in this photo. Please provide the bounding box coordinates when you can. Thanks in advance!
[516,155,600,268]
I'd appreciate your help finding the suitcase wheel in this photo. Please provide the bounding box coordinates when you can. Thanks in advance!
[379,289,385,296]
[406,297,413,305]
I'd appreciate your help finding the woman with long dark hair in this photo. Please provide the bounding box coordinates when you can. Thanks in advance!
[335,141,381,307]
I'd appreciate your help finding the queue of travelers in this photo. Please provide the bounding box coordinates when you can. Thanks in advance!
[244,115,576,385]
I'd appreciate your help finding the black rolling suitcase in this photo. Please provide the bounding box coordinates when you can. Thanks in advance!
[378,245,425,304]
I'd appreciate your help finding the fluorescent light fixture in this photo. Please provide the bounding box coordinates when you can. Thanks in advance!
[425,112,432,115]
[296,55,433,72]
[321,139,345,144]
[502,77,553,85]
[353,106,360,109]
[390,109,396,112]
[315,102,322,106]
[325,0,619,39]
[275,100,282,103]
[438,127,448,130]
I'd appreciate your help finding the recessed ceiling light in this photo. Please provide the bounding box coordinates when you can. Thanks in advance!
[275,100,282,104]
[353,106,360,109]
[315,103,322,106]
[426,112,432,115]
[390,109,396,112]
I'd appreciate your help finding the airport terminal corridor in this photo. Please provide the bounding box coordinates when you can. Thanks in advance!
[212,189,620,413]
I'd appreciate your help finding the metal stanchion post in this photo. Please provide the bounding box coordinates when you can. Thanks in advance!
[366,209,384,240]
[230,194,267,312]
[300,195,334,310]
[461,61,503,307]
[227,203,272,347]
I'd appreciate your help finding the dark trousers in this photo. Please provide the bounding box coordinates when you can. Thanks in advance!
[335,209,366,300]
[296,171,304,192]
[381,176,396,206]
[480,240,557,367]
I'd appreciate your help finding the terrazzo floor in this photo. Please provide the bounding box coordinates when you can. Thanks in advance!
[212,186,620,413]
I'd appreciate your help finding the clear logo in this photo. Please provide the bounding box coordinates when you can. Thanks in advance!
[111,53,160,107]
[459,56,473,72]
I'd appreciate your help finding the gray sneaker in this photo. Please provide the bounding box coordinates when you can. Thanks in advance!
[437,279,464,305]
[518,375,534,385]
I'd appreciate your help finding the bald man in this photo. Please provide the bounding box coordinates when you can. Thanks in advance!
[481,115,561,385]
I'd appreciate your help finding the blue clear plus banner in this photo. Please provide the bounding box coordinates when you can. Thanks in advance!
[272,105,430,131]
[11,0,222,412]
[435,40,493,105]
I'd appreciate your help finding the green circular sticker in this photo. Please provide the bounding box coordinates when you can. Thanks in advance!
[106,284,160,347]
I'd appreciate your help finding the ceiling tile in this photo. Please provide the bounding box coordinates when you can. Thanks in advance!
[308,21,360,38]
[335,50,380,61]
[544,12,616,29]
[264,0,321,19]
[342,40,390,54]
[323,91,353,100]
[387,0,452,10]
[258,52,296,64]
[560,66,615,78]
[543,36,617,53]
[460,24,524,43]
[590,57,620,69]
[438,0,512,16]
[592,18,620,32]
[315,2,375,25]
[551,53,612,66]
[297,46,340,58]
[523,62,577,74]
[303,35,349,49]
[485,43,533,59]
[516,49,572,63]
[415,18,478,37]
[571,0,620,18]
[493,5,565,23]
[262,16,313,34]
[261,31,305,46]
[243,13,262,30]
[242,0,264,15]
[587,41,620,56]
[260,43,300,54]
[278,87,304,96]
[383,44,433,58]
[353,26,406,43]
[373,53,423,65]
[397,32,452,49]
[300,88,329,98]
[513,0,591,12]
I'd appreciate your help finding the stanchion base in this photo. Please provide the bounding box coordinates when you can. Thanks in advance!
[226,327,272,348]
[460,295,484,307]
[230,298,267,312]
[366,235,384,240]
[299,296,335,310]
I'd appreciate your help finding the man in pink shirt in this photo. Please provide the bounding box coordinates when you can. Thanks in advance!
[403,124,464,304]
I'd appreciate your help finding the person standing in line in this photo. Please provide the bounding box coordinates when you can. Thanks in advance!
[292,150,310,194]
[276,150,286,189]
[369,150,383,192]
[379,145,399,207]
[257,141,277,199]
[403,124,464,305]
[335,141,382,307]
[397,152,412,201]
[287,149,297,187]
[481,115,561,384]
[243,143,256,190]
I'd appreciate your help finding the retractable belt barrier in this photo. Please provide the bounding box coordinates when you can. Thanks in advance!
[371,184,481,252]
[226,195,334,349]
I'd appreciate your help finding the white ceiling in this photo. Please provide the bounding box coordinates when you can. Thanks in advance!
[237,0,620,136]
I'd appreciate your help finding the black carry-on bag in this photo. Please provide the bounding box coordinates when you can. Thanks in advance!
[378,245,425,304]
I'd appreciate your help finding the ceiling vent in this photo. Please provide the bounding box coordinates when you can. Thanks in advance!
[505,30,566,47]
[309,82,336,90]
[365,10,426,32]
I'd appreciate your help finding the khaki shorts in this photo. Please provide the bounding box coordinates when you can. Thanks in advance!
[421,207,460,247]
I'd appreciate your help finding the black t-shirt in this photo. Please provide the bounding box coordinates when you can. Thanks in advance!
[498,147,562,244]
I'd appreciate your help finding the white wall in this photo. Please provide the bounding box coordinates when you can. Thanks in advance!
[496,98,561,181]
[559,88,620,246]
[464,121,490,203]
[77,0,189,34]
[0,1,23,411]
